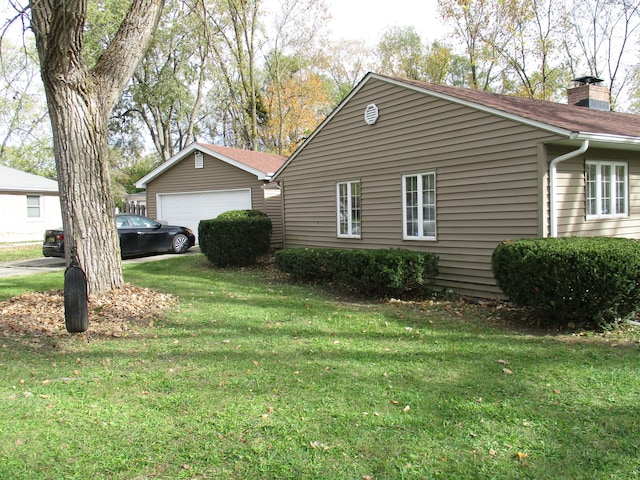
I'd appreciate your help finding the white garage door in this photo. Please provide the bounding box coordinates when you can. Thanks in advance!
[157,189,252,242]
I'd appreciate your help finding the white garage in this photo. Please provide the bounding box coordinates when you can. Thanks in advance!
[156,188,252,242]
[135,143,287,247]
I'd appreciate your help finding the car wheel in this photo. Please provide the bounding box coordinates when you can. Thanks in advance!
[172,233,189,254]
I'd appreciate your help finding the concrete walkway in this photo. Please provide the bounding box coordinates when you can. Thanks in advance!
[0,247,200,278]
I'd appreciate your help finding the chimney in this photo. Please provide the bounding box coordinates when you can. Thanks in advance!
[567,76,610,111]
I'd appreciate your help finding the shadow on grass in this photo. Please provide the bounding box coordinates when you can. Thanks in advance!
[3,254,640,478]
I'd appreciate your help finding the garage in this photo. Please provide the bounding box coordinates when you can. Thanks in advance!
[156,188,252,242]
[135,143,287,246]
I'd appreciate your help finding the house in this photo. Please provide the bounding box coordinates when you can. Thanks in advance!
[135,143,287,245]
[272,73,640,298]
[0,165,62,243]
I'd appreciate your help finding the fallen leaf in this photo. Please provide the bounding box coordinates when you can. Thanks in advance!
[503,368,513,375]
[309,441,330,450]
[497,359,510,365]
[403,405,411,412]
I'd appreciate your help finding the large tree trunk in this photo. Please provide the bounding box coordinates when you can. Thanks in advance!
[49,83,123,293]
[30,0,164,294]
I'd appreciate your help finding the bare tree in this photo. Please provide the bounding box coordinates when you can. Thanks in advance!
[263,0,329,154]
[566,0,640,109]
[438,0,503,90]
[29,0,165,293]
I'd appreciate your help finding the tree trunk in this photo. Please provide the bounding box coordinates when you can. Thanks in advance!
[30,0,165,294]
[49,82,124,294]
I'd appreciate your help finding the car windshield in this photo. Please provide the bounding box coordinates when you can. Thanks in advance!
[117,216,159,229]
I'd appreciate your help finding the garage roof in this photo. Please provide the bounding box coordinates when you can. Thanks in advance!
[135,142,287,188]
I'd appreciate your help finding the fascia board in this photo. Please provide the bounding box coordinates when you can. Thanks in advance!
[271,72,377,181]
[135,143,270,188]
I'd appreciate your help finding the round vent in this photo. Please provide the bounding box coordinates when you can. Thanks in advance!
[364,103,379,125]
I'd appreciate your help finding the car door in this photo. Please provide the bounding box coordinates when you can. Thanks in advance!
[129,215,170,254]
[117,216,139,256]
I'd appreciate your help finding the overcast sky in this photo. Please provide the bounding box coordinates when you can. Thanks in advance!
[324,0,448,44]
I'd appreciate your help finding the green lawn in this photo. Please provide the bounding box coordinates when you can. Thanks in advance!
[0,244,42,263]
[1,254,639,479]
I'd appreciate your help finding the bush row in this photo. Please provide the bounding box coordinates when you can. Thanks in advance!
[492,237,640,329]
[199,210,272,267]
[274,247,439,298]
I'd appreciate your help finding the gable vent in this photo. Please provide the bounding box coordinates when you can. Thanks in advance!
[364,103,379,125]
[194,151,204,169]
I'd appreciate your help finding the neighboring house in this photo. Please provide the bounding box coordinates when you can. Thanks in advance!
[272,73,640,298]
[135,142,287,245]
[0,165,62,243]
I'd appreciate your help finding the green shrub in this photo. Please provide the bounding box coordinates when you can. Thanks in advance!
[492,237,640,329]
[275,247,439,297]
[273,248,330,281]
[199,210,271,267]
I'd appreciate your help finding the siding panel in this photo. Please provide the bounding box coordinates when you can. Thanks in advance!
[280,78,563,297]
[146,152,283,245]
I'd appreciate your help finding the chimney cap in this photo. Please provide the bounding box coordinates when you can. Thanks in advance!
[572,75,604,86]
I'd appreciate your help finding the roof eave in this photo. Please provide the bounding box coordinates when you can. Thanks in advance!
[271,72,378,181]
[571,132,640,147]
[135,142,272,188]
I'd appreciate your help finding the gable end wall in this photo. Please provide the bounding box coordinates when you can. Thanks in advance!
[279,78,564,297]
[145,153,282,245]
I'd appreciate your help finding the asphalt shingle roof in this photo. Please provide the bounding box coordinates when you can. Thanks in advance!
[0,165,59,193]
[196,143,286,174]
[394,76,640,138]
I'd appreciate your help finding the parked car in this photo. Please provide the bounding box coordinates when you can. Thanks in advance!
[43,214,196,258]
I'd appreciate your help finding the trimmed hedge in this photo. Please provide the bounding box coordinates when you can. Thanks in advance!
[492,237,640,329]
[199,210,271,267]
[275,247,439,297]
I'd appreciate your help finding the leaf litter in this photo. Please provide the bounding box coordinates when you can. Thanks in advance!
[0,284,177,338]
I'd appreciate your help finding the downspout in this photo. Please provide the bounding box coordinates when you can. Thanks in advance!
[549,140,589,237]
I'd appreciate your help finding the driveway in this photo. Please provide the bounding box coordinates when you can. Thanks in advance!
[0,247,200,278]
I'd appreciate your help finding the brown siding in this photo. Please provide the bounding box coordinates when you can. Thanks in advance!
[145,152,283,245]
[279,78,563,297]
[551,147,640,238]
[264,185,283,247]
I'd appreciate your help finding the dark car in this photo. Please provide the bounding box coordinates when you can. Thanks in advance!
[43,214,196,258]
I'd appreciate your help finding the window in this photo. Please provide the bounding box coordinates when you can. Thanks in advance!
[586,161,628,217]
[403,172,436,240]
[337,180,361,237]
[27,195,41,219]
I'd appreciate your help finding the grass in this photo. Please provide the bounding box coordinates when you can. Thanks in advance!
[0,243,42,263]
[1,254,640,479]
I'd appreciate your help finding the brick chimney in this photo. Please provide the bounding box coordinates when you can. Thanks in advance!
[567,76,610,111]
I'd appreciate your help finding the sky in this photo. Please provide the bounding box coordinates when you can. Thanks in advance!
[1,1,449,46]
[323,0,448,44]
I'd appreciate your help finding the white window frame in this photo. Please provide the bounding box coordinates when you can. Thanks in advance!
[336,180,361,238]
[26,195,42,219]
[585,161,628,218]
[402,172,436,240]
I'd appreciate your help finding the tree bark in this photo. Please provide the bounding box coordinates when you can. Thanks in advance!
[30,0,164,294]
